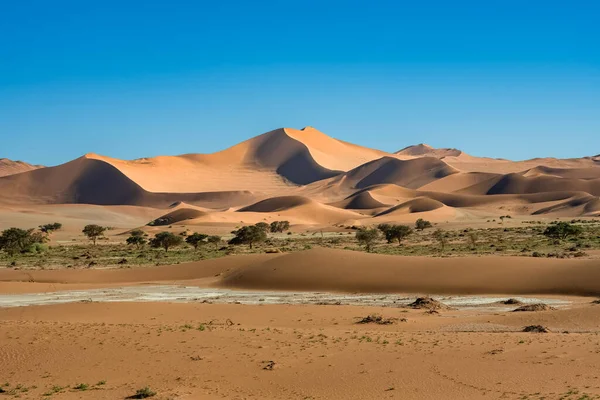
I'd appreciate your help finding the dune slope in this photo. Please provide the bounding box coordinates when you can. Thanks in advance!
[220,248,600,296]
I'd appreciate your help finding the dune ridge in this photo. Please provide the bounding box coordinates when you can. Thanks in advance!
[2,126,600,220]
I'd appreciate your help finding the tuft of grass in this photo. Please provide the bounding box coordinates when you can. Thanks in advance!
[73,383,89,391]
[128,386,156,399]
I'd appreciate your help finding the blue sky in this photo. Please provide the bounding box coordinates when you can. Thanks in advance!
[1,0,599,166]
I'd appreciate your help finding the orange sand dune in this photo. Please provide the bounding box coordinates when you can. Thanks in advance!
[375,197,445,216]
[0,156,258,208]
[220,248,600,296]
[2,126,600,219]
[486,173,600,196]
[329,156,458,190]
[395,143,463,158]
[2,248,599,297]
[0,158,43,177]
[238,196,363,224]
[329,191,390,210]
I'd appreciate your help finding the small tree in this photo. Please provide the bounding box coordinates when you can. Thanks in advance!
[432,228,447,252]
[254,222,270,233]
[229,225,267,249]
[82,224,106,245]
[270,221,290,233]
[467,231,478,250]
[0,228,44,256]
[39,222,62,235]
[415,218,432,231]
[185,232,208,250]
[356,228,379,252]
[150,231,183,252]
[385,225,413,246]
[207,235,222,250]
[126,229,147,249]
[543,222,583,241]
[377,223,392,234]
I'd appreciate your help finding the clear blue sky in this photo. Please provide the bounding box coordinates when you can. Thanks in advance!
[1,0,599,166]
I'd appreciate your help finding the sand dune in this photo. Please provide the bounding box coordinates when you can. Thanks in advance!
[486,173,600,196]
[375,197,445,215]
[238,196,362,224]
[0,158,43,177]
[395,143,463,158]
[333,156,458,190]
[2,126,600,219]
[2,248,599,296]
[220,248,600,296]
[329,191,389,210]
[0,156,257,208]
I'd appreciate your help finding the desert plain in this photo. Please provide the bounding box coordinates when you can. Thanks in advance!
[1,127,600,399]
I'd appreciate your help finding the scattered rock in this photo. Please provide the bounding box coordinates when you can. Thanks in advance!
[592,299,600,305]
[513,303,556,312]
[523,325,550,333]
[355,314,404,325]
[502,298,523,305]
[262,360,275,370]
[407,297,453,311]
[316,301,342,306]
[117,258,128,264]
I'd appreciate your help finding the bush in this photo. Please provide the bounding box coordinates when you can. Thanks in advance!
[207,235,221,249]
[379,224,413,245]
[229,225,267,249]
[126,229,147,249]
[39,222,62,235]
[356,228,379,252]
[543,222,583,241]
[82,225,106,245]
[185,232,208,250]
[129,386,156,398]
[149,232,183,252]
[0,228,46,256]
[270,221,290,233]
[415,218,432,231]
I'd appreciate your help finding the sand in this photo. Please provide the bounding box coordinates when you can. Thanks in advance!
[1,298,599,399]
[1,126,599,229]
[1,248,599,297]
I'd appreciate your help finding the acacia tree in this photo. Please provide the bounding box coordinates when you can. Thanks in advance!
[82,224,106,245]
[126,229,147,249]
[415,218,432,231]
[254,222,270,233]
[207,235,222,250]
[356,228,379,252]
[39,222,62,236]
[229,225,267,249]
[185,232,208,250]
[385,225,413,246]
[543,222,583,241]
[270,221,290,233]
[0,228,44,256]
[150,231,183,252]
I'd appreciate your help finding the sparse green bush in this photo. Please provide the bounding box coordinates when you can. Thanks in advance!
[149,232,183,252]
[356,228,379,252]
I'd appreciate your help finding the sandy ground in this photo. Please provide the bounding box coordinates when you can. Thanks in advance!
[1,249,600,399]
[1,300,600,399]
[2,249,600,296]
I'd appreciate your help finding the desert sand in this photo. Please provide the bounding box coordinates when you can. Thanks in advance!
[2,127,600,399]
[1,126,599,227]
[1,288,600,399]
